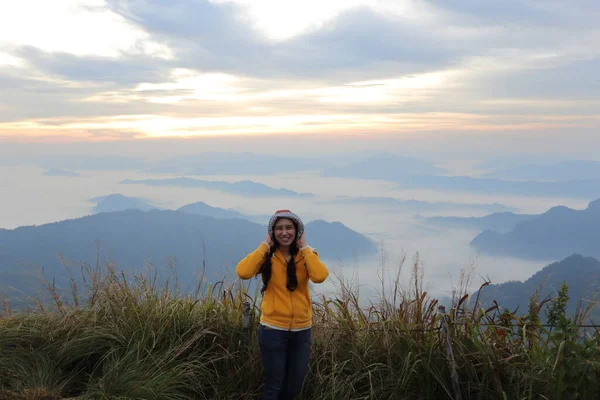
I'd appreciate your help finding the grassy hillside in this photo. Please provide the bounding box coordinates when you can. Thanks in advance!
[1,260,599,399]
[474,254,600,319]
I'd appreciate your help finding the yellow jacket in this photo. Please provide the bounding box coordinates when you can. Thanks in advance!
[236,242,329,330]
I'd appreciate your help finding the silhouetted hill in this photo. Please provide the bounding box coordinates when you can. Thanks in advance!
[332,196,515,213]
[474,254,600,318]
[90,194,156,213]
[35,155,147,171]
[420,212,537,233]
[121,178,314,197]
[42,168,80,177]
[485,160,600,181]
[471,200,600,260]
[300,220,378,259]
[177,202,247,219]
[143,152,322,175]
[394,175,600,199]
[0,210,376,298]
[177,201,270,224]
[321,153,445,181]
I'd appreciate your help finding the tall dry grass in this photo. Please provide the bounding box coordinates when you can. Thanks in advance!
[1,255,599,399]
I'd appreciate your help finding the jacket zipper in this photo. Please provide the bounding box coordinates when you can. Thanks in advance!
[275,252,297,331]
[289,256,305,330]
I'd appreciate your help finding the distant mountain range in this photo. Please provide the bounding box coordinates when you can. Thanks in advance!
[88,192,516,224]
[471,200,600,260]
[121,178,315,197]
[35,155,147,171]
[474,254,600,319]
[321,153,446,180]
[419,212,537,233]
[331,196,515,213]
[145,152,322,175]
[0,210,377,298]
[4,152,321,173]
[90,194,156,213]
[177,201,269,223]
[320,154,600,199]
[177,201,248,219]
[42,168,80,177]
[88,195,269,223]
[394,175,600,199]
[484,160,600,181]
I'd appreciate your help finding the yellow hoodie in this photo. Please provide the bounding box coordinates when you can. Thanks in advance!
[236,242,329,330]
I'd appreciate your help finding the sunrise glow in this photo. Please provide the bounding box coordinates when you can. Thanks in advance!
[0,0,598,143]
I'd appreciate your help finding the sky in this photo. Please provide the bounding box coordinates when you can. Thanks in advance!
[0,0,599,154]
[2,0,600,303]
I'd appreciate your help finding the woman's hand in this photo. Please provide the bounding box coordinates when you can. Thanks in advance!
[265,232,274,247]
[297,233,306,248]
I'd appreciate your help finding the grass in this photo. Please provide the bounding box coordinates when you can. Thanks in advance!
[1,257,599,400]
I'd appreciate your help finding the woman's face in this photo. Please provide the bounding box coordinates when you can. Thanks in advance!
[273,218,296,247]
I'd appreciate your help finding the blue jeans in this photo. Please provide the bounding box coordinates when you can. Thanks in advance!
[258,324,312,400]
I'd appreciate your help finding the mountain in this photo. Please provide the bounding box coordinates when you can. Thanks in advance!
[331,196,515,213]
[475,155,555,172]
[177,201,248,219]
[420,212,537,233]
[394,175,600,199]
[90,194,156,213]
[321,156,600,198]
[121,178,314,197]
[0,210,377,298]
[177,201,269,223]
[42,168,80,177]
[473,254,600,319]
[171,206,379,258]
[471,200,600,260]
[321,153,446,181]
[301,220,378,259]
[143,152,322,175]
[35,155,148,171]
[484,160,600,181]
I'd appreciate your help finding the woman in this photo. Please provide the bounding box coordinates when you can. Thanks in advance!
[236,209,329,400]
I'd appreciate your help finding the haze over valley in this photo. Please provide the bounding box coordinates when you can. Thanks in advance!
[1,149,597,308]
[2,2,600,398]
[1,0,599,314]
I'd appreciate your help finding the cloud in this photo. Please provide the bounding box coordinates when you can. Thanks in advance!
[10,0,596,87]
[106,0,268,71]
[0,0,599,146]
[0,0,171,57]
[0,70,167,123]
[264,7,460,78]
[477,57,600,101]
[426,0,600,54]
[8,2,463,94]
[5,0,599,85]
[103,1,462,79]
[428,0,600,27]
[11,45,171,85]
[86,129,140,139]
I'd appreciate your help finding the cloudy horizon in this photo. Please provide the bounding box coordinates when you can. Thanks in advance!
[1,0,599,155]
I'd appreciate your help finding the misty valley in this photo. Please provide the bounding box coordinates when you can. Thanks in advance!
[2,152,599,318]
[2,2,600,396]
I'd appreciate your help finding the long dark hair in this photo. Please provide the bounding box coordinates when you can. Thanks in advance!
[258,221,299,295]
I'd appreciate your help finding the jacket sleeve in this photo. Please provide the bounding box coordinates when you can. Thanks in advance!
[301,247,329,283]
[236,242,270,279]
